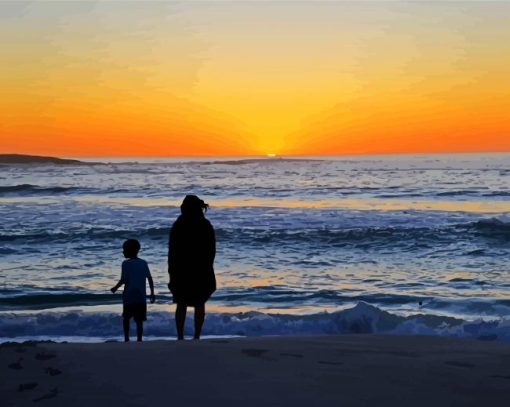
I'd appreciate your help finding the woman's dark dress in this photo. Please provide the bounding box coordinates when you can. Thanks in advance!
[168,215,216,306]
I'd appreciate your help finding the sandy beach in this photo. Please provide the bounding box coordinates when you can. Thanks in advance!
[2,335,509,406]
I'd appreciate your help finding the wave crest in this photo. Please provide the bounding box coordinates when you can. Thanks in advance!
[1,303,508,342]
[2,218,509,244]
[0,184,81,195]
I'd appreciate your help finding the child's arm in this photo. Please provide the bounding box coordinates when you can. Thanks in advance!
[111,280,124,293]
[147,274,155,304]
[145,262,155,304]
[112,263,127,293]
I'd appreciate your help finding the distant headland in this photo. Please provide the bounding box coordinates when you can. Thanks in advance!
[0,154,87,165]
[0,154,323,166]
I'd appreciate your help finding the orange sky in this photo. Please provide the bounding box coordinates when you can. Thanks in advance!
[1,1,509,156]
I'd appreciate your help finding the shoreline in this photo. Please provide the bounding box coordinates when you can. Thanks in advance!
[1,301,510,343]
[2,335,510,406]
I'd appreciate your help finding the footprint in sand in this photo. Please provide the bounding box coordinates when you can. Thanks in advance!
[444,361,475,369]
[33,387,58,403]
[241,349,269,358]
[318,360,344,366]
[280,352,304,358]
[8,358,23,370]
[45,367,62,376]
[19,382,38,392]
[35,352,56,361]
[490,374,510,380]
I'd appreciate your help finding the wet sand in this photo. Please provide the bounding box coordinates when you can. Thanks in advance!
[1,335,510,406]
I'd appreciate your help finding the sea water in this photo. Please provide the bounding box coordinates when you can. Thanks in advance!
[1,153,509,341]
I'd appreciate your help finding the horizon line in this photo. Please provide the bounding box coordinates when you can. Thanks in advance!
[2,150,510,159]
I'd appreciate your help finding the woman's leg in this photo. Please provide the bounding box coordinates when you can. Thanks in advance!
[123,318,130,342]
[136,321,143,342]
[175,303,187,340]
[194,304,205,340]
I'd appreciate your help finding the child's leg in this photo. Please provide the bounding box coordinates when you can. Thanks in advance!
[175,303,187,340]
[136,321,143,342]
[194,304,205,340]
[123,318,130,342]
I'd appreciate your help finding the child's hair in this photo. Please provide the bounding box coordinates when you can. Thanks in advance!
[123,239,141,257]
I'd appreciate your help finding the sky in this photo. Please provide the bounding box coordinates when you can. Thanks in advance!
[1,0,510,156]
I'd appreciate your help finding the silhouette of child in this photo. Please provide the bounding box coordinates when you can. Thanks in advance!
[111,239,155,342]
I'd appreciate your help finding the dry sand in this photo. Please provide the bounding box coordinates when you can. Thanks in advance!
[1,335,510,406]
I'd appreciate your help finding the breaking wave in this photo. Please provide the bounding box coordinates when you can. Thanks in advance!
[1,303,509,342]
[2,218,509,244]
[0,184,84,195]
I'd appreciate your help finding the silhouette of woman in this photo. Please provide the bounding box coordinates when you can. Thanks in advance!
[168,195,216,340]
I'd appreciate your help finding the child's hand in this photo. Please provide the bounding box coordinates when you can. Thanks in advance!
[110,287,117,294]
[149,294,156,304]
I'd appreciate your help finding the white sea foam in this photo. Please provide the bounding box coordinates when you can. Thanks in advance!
[1,303,509,343]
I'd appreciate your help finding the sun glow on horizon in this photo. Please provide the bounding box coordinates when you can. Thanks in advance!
[1,2,509,156]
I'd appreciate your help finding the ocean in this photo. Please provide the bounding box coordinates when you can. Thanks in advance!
[1,153,509,342]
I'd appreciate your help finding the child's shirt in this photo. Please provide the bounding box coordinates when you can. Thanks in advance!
[121,258,152,305]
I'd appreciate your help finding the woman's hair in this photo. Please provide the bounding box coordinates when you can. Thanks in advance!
[180,194,209,218]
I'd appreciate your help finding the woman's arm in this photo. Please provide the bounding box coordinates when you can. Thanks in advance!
[210,224,216,265]
[168,225,177,291]
[206,221,216,266]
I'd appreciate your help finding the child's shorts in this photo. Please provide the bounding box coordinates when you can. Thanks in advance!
[123,303,147,322]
